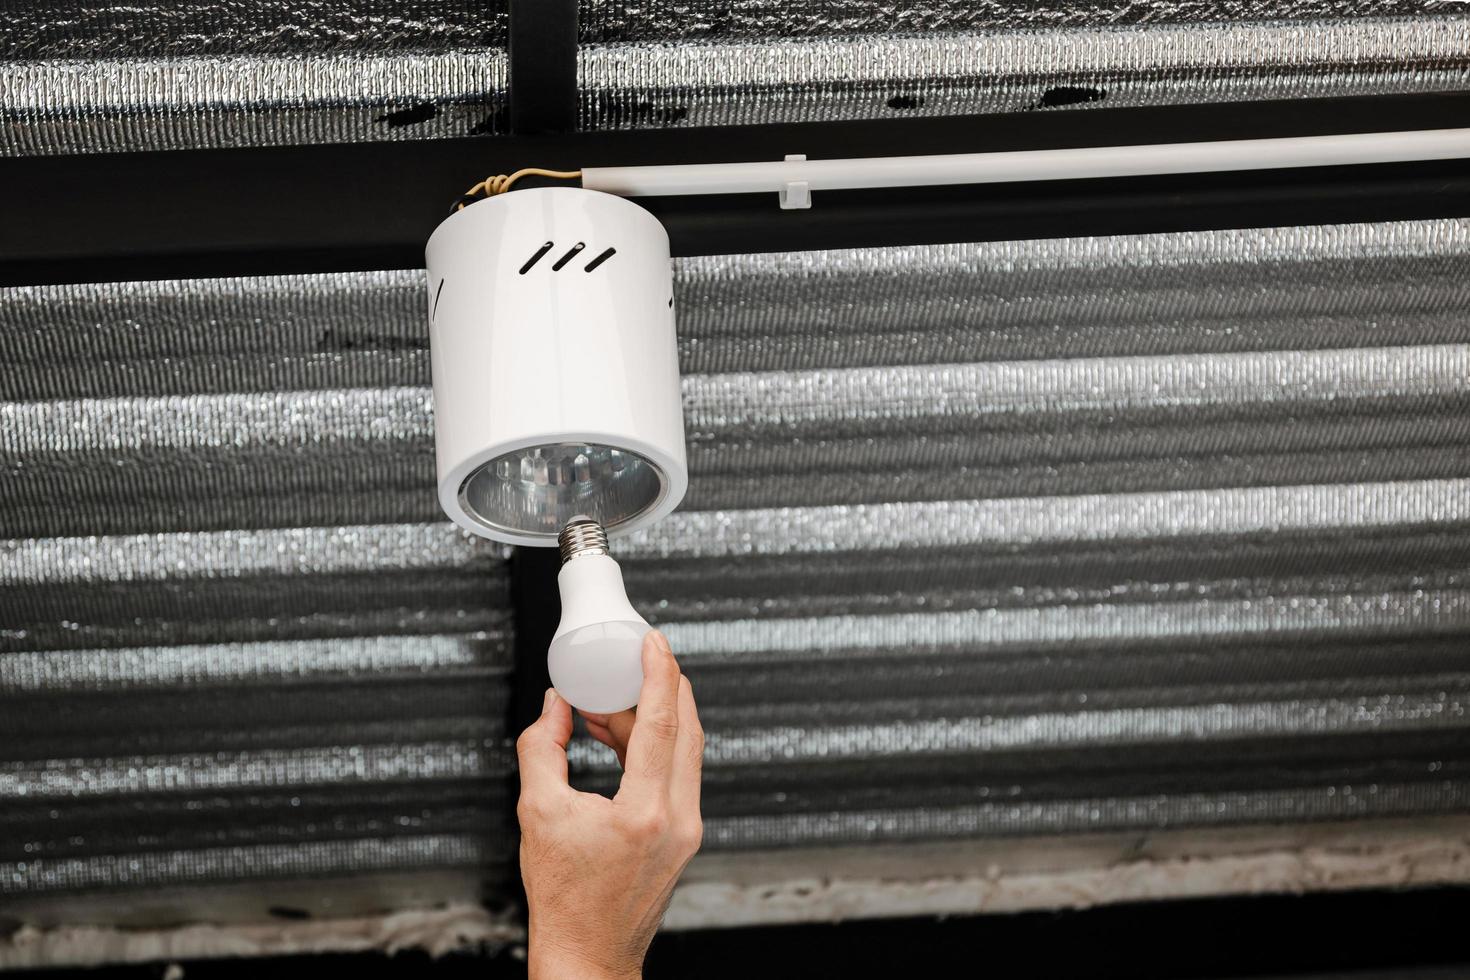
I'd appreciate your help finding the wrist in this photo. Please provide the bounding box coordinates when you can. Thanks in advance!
[530,955,639,980]
[528,940,642,980]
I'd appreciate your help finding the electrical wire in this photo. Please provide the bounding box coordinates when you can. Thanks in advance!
[454,168,582,210]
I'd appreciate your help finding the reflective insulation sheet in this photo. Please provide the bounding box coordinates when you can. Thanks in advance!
[1,1,509,156]
[1,528,516,905]
[5,217,1470,918]
[8,4,1470,154]
[580,1,1459,41]
[1,246,516,908]
[610,218,1470,851]
[578,11,1470,129]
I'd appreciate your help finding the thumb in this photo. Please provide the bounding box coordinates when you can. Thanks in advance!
[516,688,574,799]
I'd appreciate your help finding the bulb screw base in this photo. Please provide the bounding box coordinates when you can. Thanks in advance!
[559,516,609,564]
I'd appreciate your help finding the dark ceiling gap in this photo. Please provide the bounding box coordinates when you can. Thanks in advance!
[508,0,578,135]
[2,92,1469,287]
[502,0,583,922]
[505,545,562,922]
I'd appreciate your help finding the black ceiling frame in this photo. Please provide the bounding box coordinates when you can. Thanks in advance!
[1,91,1468,287]
[507,0,578,135]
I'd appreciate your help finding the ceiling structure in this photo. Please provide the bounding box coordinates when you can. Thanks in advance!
[6,2,1470,155]
[3,0,1470,967]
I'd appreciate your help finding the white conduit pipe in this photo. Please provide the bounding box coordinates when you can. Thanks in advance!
[580,128,1470,200]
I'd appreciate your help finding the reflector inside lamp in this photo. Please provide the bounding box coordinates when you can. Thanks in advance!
[457,442,666,537]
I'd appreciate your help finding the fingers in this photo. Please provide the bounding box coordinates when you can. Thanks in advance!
[580,708,634,768]
[606,711,636,759]
[608,633,704,861]
[616,631,682,806]
[670,674,705,822]
[515,689,574,803]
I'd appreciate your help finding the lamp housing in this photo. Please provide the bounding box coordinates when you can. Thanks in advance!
[425,187,687,546]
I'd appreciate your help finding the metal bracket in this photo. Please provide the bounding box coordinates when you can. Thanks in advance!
[779,154,812,210]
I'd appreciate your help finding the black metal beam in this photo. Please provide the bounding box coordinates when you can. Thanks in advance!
[12,886,1470,977]
[2,91,1468,286]
[503,543,563,927]
[508,547,561,737]
[508,0,578,134]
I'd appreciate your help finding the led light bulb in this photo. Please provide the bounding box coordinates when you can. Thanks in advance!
[548,517,649,713]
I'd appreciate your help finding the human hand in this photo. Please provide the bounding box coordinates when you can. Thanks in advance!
[515,630,704,980]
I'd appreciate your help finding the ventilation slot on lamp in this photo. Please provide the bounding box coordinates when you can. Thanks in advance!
[584,247,617,272]
[552,242,587,271]
[519,241,556,274]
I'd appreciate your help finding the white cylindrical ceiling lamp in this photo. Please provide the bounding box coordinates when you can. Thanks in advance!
[425,188,687,547]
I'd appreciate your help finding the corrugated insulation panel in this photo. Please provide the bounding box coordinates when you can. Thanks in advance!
[1,0,509,155]
[6,3,1468,153]
[578,6,1470,129]
[4,215,1469,921]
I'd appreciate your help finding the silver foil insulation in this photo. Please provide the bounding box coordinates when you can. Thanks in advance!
[3,4,1467,153]
[5,217,1470,906]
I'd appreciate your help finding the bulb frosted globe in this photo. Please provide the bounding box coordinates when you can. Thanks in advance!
[548,620,649,714]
